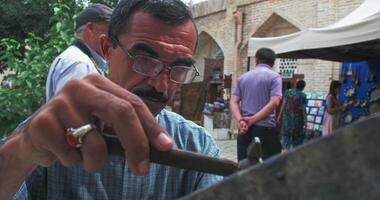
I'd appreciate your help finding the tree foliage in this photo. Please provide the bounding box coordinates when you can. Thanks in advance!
[0,1,77,136]
[0,0,118,41]
[0,0,54,41]
[0,0,120,137]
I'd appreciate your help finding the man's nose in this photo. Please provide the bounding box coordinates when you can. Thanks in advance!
[148,69,170,93]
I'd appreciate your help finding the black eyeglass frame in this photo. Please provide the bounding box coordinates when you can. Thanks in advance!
[116,41,200,84]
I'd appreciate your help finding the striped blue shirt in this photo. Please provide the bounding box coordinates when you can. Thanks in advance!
[11,109,222,199]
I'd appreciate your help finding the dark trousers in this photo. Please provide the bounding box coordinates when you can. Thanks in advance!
[237,125,282,161]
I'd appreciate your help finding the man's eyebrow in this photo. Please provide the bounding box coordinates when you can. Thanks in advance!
[172,58,195,67]
[131,42,195,66]
[130,43,159,57]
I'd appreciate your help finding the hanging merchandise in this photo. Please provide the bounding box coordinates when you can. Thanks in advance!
[339,66,346,83]
[344,86,355,99]
[346,63,353,76]
[339,60,380,126]
[343,112,353,125]
[305,92,325,139]
[353,65,360,86]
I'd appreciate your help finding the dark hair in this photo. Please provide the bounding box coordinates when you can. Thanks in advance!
[296,79,306,90]
[108,0,194,47]
[255,48,276,66]
[329,80,341,96]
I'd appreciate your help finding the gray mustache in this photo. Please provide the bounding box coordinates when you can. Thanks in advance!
[133,88,168,103]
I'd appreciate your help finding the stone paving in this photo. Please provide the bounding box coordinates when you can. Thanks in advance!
[215,138,237,162]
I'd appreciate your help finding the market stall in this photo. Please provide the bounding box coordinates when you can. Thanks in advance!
[247,0,380,62]
[247,0,380,128]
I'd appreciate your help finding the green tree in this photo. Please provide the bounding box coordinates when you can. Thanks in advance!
[0,0,117,41]
[0,0,118,137]
[0,0,67,41]
[0,0,78,136]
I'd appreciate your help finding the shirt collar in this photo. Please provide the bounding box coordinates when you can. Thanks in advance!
[256,63,272,69]
[86,43,107,73]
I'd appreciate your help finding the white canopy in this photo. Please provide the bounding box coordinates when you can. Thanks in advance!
[248,0,380,62]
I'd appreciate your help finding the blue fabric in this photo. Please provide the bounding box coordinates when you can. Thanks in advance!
[280,89,307,150]
[232,64,282,127]
[45,44,106,101]
[12,109,222,200]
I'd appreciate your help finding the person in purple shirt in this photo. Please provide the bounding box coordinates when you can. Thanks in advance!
[230,48,282,161]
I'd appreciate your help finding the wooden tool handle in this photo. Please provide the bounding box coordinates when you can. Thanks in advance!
[103,134,238,176]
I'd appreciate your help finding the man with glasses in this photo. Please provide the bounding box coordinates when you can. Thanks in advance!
[0,0,222,199]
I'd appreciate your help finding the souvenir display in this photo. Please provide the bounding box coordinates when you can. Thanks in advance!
[344,86,355,99]
[360,100,368,108]
[353,66,360,86]
[343,100,354,108]
[353,99,361,107]
[307,115,315,122]
[307,122,314,130]
[310,108,318,115]
[343,112,353,124]
[304,92,326,133]
[339,67,346,83]
[346,64,353,76]
[315,116,322,124]
[308,100,315,107]
[314,100,322,107]
[339,61,380,126]
[318,107,325,115]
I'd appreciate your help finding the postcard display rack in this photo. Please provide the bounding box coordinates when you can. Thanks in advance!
[339,60,380,126]
[305,92,326,138]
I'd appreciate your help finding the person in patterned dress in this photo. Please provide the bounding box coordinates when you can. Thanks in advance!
[277,79,307,151]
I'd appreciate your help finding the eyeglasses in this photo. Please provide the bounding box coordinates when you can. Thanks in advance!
[117,42,200,84]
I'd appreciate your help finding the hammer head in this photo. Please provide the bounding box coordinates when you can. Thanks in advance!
[238,137,263,170]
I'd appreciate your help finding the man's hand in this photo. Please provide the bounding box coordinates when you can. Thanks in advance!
[242,115,257,129]
[16,74,173,176]
[239,119,249,134]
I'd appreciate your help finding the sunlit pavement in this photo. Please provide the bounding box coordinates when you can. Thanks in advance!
[215,139,237,162]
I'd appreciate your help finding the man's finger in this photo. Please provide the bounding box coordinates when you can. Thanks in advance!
[60,77,151,175]
[84,75,173,151]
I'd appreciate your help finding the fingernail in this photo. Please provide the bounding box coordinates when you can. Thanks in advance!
[157,132,172,149]
[136,159,149,175]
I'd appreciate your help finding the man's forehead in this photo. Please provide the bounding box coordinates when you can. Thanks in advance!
[120,11,197,49]
[115,11,197,60]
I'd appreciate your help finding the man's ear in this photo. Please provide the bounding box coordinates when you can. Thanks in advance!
[84,23,96,37]
[100,35,113,61]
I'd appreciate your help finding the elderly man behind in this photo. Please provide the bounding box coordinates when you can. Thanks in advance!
[46,3,112,101]
[230,48,282,161]
[0,1,222,199]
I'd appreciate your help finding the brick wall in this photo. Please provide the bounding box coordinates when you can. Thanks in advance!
[192,0,364,93]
